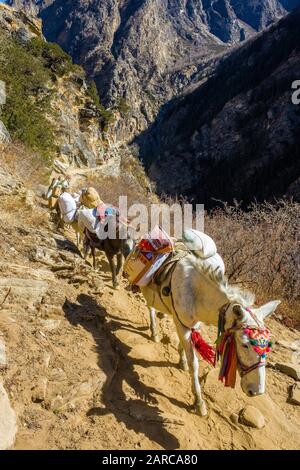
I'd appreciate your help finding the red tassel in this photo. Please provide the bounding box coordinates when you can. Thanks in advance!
[191,329,216,366]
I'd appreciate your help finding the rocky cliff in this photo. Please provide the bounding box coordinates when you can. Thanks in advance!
[0,4,125,173]
[137,7,300,206]
[7,0,299,141]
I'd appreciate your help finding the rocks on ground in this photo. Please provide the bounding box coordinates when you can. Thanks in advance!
[275,362,300,381]
[239,405,266,430]
[290,384,300,406]
[0,381,17,450]
[0,166,21,195]
[47,374,107,411]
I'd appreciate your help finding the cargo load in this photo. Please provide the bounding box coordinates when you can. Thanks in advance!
[80,187,103,209]
[77,207,98,234]
[124,226,174,287]
[58,192,78,224]
[182,229,217,259]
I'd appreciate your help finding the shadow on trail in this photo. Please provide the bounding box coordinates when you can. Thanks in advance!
[63,293,189,449]
[54,235,81,257]
[103,312,152,341]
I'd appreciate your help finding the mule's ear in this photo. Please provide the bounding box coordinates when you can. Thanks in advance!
[254,300,281,321]
[232,304,244,319]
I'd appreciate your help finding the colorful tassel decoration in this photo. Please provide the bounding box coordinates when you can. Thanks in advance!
[217,332,237,388]
[191,329,216,366]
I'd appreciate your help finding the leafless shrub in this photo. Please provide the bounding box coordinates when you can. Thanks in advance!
[205,200,300,328]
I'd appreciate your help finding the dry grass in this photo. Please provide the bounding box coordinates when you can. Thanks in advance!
[205,201,300,329]
[0,142,50,227]
[83,155,158,209]
[0,193,48,228]
[0,142,50,189]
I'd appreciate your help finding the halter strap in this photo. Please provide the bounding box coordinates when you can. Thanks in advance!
[238,357,266,377]
[245,307,263,328]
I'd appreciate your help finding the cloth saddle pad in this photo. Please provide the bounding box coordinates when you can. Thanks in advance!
[140,250,188,316]
[78,207,98,234]
[96,204,120,221]
[140,246,225,316]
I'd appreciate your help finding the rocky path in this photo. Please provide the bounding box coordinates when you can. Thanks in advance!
[0,168,300,450]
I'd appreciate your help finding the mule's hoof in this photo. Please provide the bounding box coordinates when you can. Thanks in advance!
[152,335,159,343]
[113,285,120,291]
[195,401,208,417]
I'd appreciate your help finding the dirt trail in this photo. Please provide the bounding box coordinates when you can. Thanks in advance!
[0,169,300,450]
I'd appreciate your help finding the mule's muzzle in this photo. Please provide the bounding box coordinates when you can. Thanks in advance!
[245,384,264,397]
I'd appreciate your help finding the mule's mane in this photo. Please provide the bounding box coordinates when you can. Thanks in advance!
[190,255,255,308]
[222,283,255,308]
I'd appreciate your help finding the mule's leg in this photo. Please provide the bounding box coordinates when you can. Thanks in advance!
[83,238,90,261]
[108,254,118,289]
[178,343,188,371]
[116,253,123,275]
[175,321,207,416]
[92,247,97,270]
[113,253,123,287]
[76,231,80,248]
[55,201,60,217]
[55,203,63,229]
[149,308,159,343]
[57,206,64,231]
[73,222,82,250]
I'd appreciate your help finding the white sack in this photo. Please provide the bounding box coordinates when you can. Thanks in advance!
[58,192,77,224]
[77,207,98,234]
[183,229,217,259]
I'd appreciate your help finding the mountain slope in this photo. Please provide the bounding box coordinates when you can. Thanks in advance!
[7,0,225,140]
[7,0,300,140]
[0,4,124,171]
[137,7,300,206]
[9,1,300,44]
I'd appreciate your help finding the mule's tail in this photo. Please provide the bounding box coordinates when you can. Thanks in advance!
[191,329,216,366]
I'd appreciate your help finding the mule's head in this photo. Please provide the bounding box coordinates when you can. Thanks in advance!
[52,185,63,198]
[222,300,280,396]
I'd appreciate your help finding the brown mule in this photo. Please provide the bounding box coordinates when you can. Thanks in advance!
[83,222,134,289]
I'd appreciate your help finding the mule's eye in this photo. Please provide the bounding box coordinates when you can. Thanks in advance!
[243,344,249,349]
